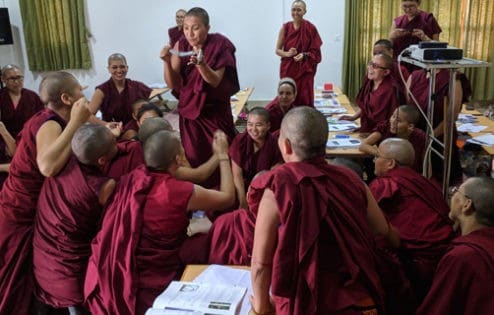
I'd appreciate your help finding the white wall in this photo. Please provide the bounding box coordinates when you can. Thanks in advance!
[0,0,345,100]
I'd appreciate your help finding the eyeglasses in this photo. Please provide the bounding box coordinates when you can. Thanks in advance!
[449,185,476,209]
[367,61,388,70]
[5,76,24,82]
[373,152,393,163]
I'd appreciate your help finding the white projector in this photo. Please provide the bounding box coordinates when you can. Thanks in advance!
[409,44,463,62]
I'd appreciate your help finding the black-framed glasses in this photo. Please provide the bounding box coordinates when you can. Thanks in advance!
[367,61,388,70]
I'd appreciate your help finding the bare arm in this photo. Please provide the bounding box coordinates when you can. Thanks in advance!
[98,179,116,206]
[195,63,225,88]
[36,98,91,177]
[0,122,16,157]
[160,43,182,90]
[365,185,400,247]
[339,108,362,121]
[250,188,278,314]
[0,163,9,172]
[232,160,248,209]
[172,154,219,184]
[186,131,235,210]
[88,88,105,115]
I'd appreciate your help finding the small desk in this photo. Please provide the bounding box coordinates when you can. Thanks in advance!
[231,87,254,124]
[320,88,369,158]
[458,108,494,155]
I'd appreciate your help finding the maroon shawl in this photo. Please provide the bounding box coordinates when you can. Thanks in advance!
[33,157,108,307]
[96,78,152,124]
[249,158,384,314]
[85,165,193,315]
[279,20,322,106]
[102,140,144,180]
[168,26,183,47]
[418,227,494,315]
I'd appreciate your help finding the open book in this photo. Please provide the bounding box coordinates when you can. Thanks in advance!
[145,281,247,315]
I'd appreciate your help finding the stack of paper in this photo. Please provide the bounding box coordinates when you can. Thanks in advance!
[326,138,361,149]
[466,134,494,146]
[457,123,487,133]
[457,114,477,124]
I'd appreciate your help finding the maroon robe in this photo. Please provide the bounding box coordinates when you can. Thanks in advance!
[265,97,295,132]
[33,157,108,308]
[229,131,282,189]
[102,140,144,180]
[84,165,193,315]
[408,69,462,184]
[96,78,152,124]
[392,11,442,59]
[370,167,455,302]
[208,208,256,265]
[417,227,494,315]
[0,87,44,138]
[356,75,401,133]
[0,109,66,314]
[168,26,183,47]
[279,20,322,107]
[175,33,239,187]
[374,120,426,173]
[249,158,384,315]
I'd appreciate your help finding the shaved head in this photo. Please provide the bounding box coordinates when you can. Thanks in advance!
[464,177,494,227]
[39,71,79,107]
[138,117,173,143]
[248,107,270,123]
[72,124,116,166]
[380,138,415,167]
[144,130,181,170]
[398,105,420,125]
[281,107,328,160]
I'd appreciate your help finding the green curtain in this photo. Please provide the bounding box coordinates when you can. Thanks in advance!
[343,0,494,100]
[19,0,91,71]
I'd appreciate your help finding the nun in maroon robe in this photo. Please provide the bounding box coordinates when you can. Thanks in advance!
[33,157,111,309]
[0,109,66,314]
[84,165,193,315]
[417,227,494,315]
[96,78,152,125]
[0,139,11,188]
[173,33,239,187]
[250,159,385,314]
[102,139,144,180]
[391,9,442,59]
[278,19,322,107]
[0,86,44,138]
[356,74,402,134]
[229,131,282,190]
[370,166,455,302]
